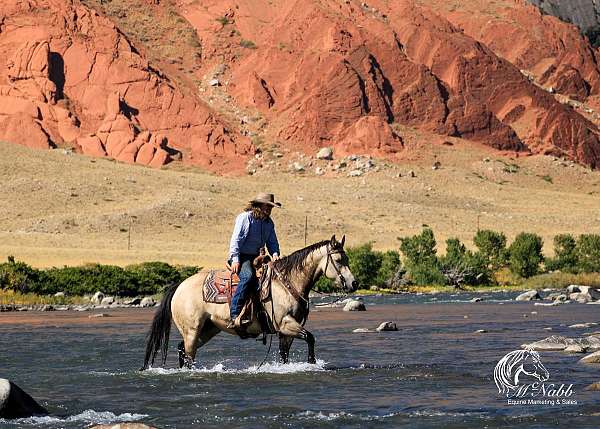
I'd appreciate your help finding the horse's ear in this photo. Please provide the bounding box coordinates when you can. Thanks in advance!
[330,234,337,244]
[340,235,345,247]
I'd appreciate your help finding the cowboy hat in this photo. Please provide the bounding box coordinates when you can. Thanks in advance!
[249,192,282,207]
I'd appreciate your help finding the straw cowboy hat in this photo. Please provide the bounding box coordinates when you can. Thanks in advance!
[249,192,282,207]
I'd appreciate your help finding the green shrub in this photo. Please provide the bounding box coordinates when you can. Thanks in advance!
[546,234,578,273]
[508,232,544,278]
[313,245,401,291]
[0,258,202,297]
[473,229,508,270]
[375,250,401,288]
[125,262,182,295]
[45,264,140,296]
[439,238,491,287]
[346,243,382,287]
[577,234,600,273]
[314,276,335,293]
[176,265,202,280]
[399,228,445,285]
[0,257,46,294]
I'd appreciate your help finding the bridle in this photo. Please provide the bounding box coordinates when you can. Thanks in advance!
[271,244,349,306]
[323,246,348,290]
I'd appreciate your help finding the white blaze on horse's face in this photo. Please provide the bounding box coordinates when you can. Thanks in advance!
[321,235,357,292]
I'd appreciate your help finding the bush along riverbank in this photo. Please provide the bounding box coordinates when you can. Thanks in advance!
[0,258,200,311]
[2,228,600,308]
[315,228,600,293]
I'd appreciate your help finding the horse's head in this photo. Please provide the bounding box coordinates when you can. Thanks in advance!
[319,235,358,292]
[519,350,549,383]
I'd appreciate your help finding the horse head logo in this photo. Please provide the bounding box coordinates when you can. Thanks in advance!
[493,348,549,395]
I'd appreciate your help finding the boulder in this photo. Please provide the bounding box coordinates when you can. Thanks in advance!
[470,297,483,302]
[567,285,600,299]
[100,296,115,306]
[376,321,398,331]
[91,291,105,305]
[569,322,598,329]
[515,290,541,301]
[316,147,333,160]
[124,298,142,306]
[53,292,65,298]
[343,299,366,311]
[140,297,156,308]
[0,378,48,419]
[522,335,574,351]
[580,350,600,364]
[564,344,587,353]
[544,292,563,301]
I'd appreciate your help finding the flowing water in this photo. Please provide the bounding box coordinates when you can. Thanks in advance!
[1,292,599,428]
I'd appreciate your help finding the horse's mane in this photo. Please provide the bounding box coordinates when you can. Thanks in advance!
[273,240,330,276]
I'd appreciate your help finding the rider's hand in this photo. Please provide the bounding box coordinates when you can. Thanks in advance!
[272,254,280,261]
[231,262,240,274]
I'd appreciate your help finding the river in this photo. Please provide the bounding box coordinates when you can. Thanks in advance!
[1,292,599,428]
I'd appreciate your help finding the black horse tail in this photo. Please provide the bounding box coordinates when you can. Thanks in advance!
[141,282,180,370]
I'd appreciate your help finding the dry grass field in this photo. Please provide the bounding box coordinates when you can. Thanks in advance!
[1,140,600,269]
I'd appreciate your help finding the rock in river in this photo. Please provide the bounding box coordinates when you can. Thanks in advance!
[343,299,366,311]
[0,378,48,419]
[515,290,541,301]
[376,322,398,331]
[580,350,600,364]
[140,297,156,308]
[91,291,105,305]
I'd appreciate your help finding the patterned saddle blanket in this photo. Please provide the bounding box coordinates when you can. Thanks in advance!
[203,265,273,304]
[203,270,239,304]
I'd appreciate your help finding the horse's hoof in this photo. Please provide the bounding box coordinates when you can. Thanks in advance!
[308,358,316,364]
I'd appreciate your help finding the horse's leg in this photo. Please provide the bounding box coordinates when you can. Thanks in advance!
[278,334,294,364]
[279,315,316,364]
[178,341,186,368]
[179,319,221,369]
[196,319,221,353]
[180,328,200,369]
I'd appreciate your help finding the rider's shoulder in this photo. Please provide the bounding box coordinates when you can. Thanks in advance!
[236,211,251,221]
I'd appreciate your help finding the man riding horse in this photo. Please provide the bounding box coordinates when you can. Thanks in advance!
[227,192,281,331]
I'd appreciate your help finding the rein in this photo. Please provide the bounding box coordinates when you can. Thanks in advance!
[257,245,348,369]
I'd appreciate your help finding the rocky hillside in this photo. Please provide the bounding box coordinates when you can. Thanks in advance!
[2,0,600,173]
[527,0,600,33]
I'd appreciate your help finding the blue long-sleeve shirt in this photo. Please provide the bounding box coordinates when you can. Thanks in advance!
[228,211,280,263]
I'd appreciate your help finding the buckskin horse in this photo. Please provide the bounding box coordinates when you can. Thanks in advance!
[142,235,357,369]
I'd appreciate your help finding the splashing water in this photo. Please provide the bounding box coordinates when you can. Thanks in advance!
[0,410,148,426]
[139,359,328,376]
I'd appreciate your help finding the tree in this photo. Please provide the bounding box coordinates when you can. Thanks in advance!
[473,230,508,271]
[545,234,578,272]
[375,250,401,287]
[346,243,382,288]
[399,228,445,285]
[577,234,600,273]
[440,238,491,287]
[508,233,544,278]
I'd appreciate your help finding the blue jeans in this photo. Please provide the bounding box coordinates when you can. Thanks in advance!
[230,253,259,320]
